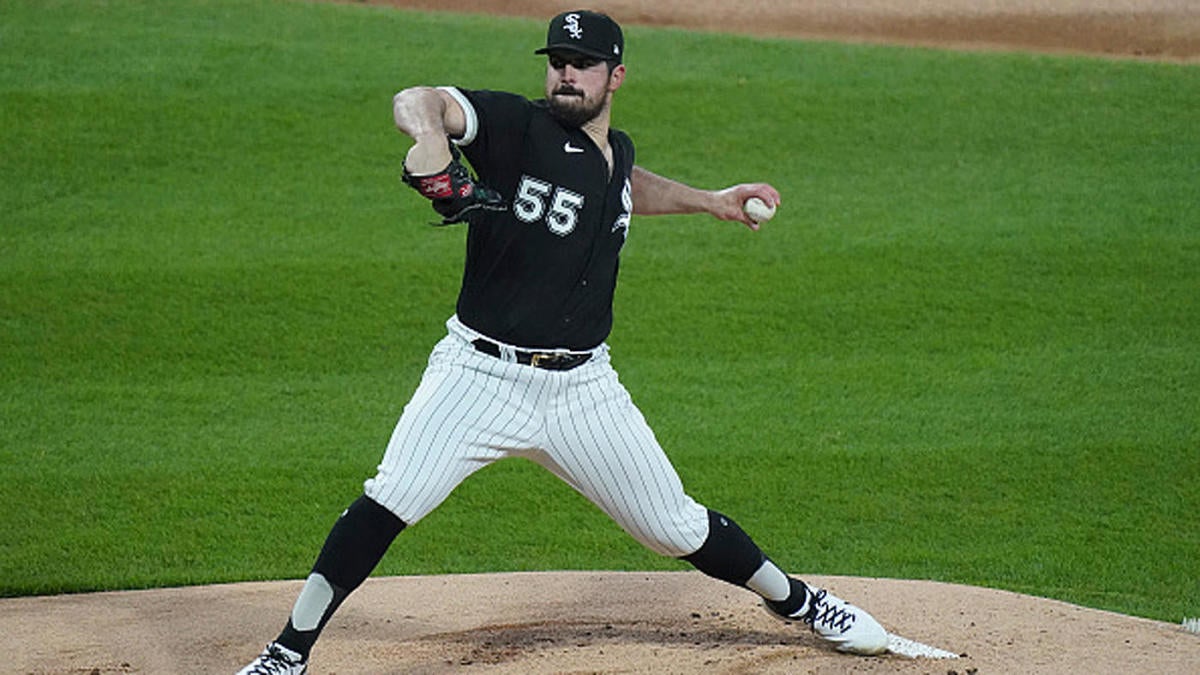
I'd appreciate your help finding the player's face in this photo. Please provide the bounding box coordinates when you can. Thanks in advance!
[545,51,625,128]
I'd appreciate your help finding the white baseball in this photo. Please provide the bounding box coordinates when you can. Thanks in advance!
[743,197,776,223]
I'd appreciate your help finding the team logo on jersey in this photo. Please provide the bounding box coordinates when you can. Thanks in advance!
[564,13,583,39]
[612,178,632,237]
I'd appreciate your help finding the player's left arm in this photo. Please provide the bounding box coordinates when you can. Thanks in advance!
[631,165,780,231]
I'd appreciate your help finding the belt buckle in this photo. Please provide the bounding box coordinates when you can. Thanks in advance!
[531,353,552,368]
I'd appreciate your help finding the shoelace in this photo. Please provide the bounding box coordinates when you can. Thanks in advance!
[804,589,857,634]
[247,645,303,674]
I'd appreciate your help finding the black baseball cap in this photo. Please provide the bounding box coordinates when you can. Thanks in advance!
[534,10,624,63]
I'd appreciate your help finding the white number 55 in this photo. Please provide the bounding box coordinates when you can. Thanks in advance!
[513,175,584,237]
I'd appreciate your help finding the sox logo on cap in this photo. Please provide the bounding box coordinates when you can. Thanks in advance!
[564,13,583,39]
[535,10,624,63]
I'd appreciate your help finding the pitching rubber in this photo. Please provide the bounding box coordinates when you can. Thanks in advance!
[886,633,960,659]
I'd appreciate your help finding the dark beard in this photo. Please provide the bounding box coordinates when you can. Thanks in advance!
[548,93,604,128]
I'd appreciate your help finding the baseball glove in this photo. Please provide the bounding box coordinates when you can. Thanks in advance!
[401,144,505,225]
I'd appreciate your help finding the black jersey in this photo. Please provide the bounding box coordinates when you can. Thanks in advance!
[446,87,635,351]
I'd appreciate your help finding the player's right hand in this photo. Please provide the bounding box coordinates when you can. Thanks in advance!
[402,144,506,225]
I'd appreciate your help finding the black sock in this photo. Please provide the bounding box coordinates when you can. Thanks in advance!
[276,495,406,658]
[763,576,811,618]
[681,509,811,616]
[680,509,767,587]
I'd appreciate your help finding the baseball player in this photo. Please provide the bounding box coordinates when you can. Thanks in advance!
[238,10,888,674]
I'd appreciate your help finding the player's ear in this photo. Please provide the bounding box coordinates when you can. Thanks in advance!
[608,63,626,92]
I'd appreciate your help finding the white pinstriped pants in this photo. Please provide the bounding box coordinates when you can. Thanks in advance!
[364,316,711,557]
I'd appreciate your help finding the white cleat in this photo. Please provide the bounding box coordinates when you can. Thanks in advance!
[766,587,890,655]
[236,642,308,675]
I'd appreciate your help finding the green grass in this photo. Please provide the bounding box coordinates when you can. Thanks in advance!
[2,0,1197,625]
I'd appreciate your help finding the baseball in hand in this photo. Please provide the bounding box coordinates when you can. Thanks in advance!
[743,197,776,223]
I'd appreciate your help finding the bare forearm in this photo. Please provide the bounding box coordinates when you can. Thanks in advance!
[393,86,459,174]
[631,165,781,230]
[630,166,717,216]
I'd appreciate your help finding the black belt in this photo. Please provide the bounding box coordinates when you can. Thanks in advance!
[471,338,592,371]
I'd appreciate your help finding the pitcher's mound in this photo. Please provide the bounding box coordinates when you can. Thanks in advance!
[3,571,1196,673]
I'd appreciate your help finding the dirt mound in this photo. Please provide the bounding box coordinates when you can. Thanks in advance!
[4,572,1197,673]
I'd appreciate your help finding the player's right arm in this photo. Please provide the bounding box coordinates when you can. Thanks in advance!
[393,86,468,174]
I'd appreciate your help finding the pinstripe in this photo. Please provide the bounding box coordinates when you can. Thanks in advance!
[546,356,708,556]
[476,359,529,452]
[367,336,536,523]
[565,367,645,537]
[366,326,708,557]
[584,373,663,544]
[366,338,478,521]
[554,370,624,510]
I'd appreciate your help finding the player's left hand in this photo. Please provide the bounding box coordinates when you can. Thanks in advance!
[713,183,781,231]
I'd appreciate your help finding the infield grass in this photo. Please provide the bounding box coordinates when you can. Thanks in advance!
[1,0,1197,623]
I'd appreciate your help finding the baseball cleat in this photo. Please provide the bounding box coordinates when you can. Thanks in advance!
[765,587,890,655]
[235,642,308,675]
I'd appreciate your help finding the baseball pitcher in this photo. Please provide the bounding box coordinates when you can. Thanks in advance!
[238,10,887,674]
